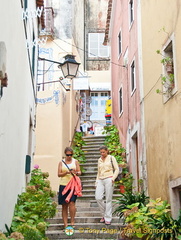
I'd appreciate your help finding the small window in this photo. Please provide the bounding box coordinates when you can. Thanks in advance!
[119,87,123,114]
[118,31,122,56]
[162,40,175,101]
[129,0,134,25]
[131,60,136,92]
[88,33,109,58]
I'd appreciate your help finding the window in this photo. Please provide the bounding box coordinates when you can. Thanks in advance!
[119,87,123,114]
[162,39,176,101]
[129,0,134,25]
[88,33,109,58]
[118,31,122,56]
[131,60,136,92]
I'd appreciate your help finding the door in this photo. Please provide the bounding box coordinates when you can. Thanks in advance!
[90,92,109,120]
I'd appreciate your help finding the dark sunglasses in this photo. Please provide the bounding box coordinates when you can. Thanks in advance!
[66,154,73,157]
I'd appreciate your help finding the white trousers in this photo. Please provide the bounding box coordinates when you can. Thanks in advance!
[95,178,114,222]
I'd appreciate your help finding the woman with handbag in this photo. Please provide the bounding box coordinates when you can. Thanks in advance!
[57,147,81,230]
[95,145,119,225]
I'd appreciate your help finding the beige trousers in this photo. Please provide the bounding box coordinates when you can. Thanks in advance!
[95,177,114,222]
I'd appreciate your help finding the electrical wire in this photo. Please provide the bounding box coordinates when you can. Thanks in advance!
[49,36,126,68]
[38,35,127,77]
[141,75,162,102]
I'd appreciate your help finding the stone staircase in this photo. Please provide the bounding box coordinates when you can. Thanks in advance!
[46,135,123,240]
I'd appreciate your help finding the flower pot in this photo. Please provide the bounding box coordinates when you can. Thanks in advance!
[119,185,125,193]
[166,63,173,74]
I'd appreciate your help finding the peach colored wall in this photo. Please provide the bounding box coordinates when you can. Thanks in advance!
[110,0,143,188]
[34,87,79,191]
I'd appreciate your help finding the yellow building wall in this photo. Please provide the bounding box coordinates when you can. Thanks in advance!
[34,39,80,191]
[140,0,181,201]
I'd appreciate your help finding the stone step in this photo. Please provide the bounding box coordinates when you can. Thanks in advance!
[80,175,97,180]
[78,194,120,200]
[82,146,103,150]
[55,211,103,218]
[47,222,123,231]
[57,206,100,212]
[56,199,120,208]
[82,146,101,150]
[84,150,100,153]
[85,153,100,158]
[79,180,96,185]
[83,136,106,141]
[81,171,97,176]
[47,216,120,224]
[56,206,119,214]
[46,228,120,240]
[81,166,98,171]
[84,158,99,162]
[80,162,98,167]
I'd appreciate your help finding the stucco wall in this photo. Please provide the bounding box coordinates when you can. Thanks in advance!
[140,0,181,200]
[110,0,143,189]
[34,89,63,191]
[34,37,80,191]
[0,0,37,231]
[34,89,80,192]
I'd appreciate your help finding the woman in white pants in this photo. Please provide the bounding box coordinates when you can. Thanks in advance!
[95,145,119,225]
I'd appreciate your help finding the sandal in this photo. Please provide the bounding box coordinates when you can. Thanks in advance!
[105,221,111,225]
[100,217,105,223]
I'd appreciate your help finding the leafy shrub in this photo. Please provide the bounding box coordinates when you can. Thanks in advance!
[121,198,181,239]
[72,131,86,172]
[114,191,149,220]
[103,125,126,164]
[4,166,57,240]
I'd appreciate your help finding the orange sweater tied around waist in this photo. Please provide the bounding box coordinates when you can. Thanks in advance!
[62,175,82,203]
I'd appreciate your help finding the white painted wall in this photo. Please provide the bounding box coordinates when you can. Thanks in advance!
[0,0,37,231]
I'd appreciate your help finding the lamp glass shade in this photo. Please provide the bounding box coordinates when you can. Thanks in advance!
[59,55,80,79]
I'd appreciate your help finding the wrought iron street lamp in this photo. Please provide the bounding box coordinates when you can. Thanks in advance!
[38,54,80,79]
[58,54,80,79]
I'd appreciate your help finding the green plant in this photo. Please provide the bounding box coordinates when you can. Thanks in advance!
[103,125,126,164]
[156,49,175,95]
[72,131,86,163]
[103,125,135,193]
[122,197,181,239]
[6,167,57,240]
[72,131,86,173]
[118,173,134,192]
[156,50,173,65]
[113,191,149,220]
[156,73,174,95]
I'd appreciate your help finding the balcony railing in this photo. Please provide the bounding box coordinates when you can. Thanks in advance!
[39,7,54,37]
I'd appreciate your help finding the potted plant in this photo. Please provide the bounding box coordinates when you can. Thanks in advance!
[156,50,174,73]
[156,73,175,95]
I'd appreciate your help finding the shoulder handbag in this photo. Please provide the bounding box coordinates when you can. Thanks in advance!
[62,160,83,190]
[110,156,122,182]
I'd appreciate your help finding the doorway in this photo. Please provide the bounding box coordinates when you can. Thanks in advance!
[90,92,109,120]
